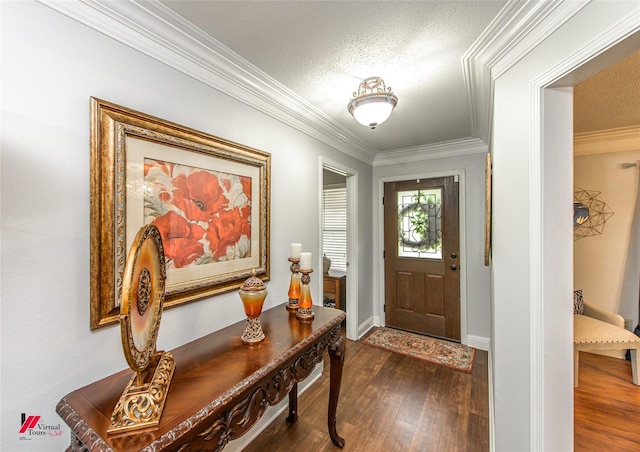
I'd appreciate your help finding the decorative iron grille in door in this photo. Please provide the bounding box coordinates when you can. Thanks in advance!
[397,188,443,260]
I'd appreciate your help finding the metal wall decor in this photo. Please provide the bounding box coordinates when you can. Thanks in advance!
[573,187,614,240]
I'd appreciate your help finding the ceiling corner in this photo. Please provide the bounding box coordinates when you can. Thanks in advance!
[462,0,590,147]
[574,126,640,156]
[373,137,488,167]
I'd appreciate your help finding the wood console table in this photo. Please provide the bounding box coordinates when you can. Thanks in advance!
[56,305,346,451]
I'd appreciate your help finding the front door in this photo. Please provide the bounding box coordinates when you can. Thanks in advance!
[383,176,460,341]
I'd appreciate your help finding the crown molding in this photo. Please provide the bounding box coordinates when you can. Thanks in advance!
[41,0,595,168]
[574,126,640,156]
[373,137,487,167]
[38,0,378,165]
[462,0,589,146]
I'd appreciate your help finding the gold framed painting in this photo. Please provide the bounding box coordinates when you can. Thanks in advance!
[90,98,271,330]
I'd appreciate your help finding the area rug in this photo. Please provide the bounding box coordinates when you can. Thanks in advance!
[363,327,476,373]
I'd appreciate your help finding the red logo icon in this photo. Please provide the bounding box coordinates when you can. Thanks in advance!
[19,415,40,434]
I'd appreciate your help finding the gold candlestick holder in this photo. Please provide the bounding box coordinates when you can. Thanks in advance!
[286,257,301,311]
[296,269,314,322]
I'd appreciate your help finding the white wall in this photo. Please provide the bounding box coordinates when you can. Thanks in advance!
[574,149,640,323]
[0,2,372,450]
[372,152,491,348]
[492,1,640,450]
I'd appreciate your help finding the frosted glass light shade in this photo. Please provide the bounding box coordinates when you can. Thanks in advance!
[352,101,394,128]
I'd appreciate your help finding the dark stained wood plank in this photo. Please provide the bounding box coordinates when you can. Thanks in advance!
[575,352,640,451]
[242,332,638,452]
[244,336,489,452]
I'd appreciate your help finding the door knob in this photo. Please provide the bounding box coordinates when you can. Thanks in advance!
[450,264,458,271]
[450,252,457,259]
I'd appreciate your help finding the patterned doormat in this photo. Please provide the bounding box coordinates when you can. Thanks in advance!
[363,327,476,373]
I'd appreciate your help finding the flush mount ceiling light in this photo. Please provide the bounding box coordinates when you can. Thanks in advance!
[347,76,398,129]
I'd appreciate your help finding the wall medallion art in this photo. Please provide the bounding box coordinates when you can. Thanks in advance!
[108,224,174,434]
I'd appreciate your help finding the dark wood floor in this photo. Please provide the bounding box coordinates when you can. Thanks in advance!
[574,351,640,451]
[244,336,489,452]
[243,341,640,451]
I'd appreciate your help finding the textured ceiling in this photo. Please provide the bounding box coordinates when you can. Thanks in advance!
[574,48,640,134]
[160,0,506,153]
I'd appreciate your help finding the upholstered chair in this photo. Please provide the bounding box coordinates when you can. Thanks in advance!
[574,290,640,387]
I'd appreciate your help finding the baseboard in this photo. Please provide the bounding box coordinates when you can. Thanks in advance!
[224,364,323,451]
[467,334,491,351]
[358,316,376,340]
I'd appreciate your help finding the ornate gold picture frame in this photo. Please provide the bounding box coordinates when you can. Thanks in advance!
[90,98,270,330]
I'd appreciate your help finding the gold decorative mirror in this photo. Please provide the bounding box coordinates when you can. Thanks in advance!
[108,224,175,435]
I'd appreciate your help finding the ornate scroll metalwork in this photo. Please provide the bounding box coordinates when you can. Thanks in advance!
[241,317,266,344]
[107,352,175,434]
[397,189,442,258]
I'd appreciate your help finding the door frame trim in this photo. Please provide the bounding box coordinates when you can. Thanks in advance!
[319,156,359,341]
[376,169,468,344]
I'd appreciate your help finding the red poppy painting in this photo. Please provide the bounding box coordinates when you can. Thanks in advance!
[89,98,269,330]
[144,158,252,270]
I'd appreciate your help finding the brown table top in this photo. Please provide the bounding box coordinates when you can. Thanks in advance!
[57,304,345,451]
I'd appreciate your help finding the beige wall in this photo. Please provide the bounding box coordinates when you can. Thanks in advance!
[574,149,640,318]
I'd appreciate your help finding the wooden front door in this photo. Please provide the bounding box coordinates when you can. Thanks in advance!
[384,176,460,341]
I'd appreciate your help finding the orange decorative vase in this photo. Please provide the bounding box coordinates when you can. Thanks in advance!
[239,270,267,344]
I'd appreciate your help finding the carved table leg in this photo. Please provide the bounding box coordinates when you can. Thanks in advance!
[328,335,345,448]
[286,382,298,424]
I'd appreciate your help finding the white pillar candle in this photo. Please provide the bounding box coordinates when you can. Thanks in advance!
[299,252,312,270]
[290,243,302,259]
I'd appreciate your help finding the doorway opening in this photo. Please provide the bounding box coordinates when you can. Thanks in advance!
[534,28,640,449]
[321,159,358,340]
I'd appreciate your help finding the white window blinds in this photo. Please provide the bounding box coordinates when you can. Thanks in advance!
[322,187,347,272]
